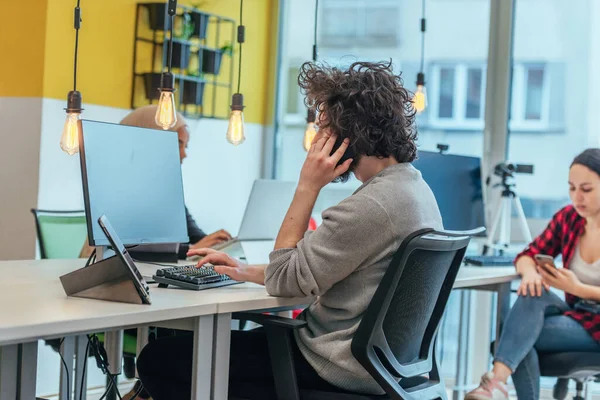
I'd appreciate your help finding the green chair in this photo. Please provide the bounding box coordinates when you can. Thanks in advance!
[31,209,88,259]
[31,209,139,378]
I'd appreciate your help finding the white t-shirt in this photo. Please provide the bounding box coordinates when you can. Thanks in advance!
[570,242,600,286]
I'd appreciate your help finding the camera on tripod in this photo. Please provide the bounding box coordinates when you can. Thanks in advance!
[493,162,534,178]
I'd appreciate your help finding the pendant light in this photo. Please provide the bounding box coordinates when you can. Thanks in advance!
[226,0,246,146]
[413,0,427,114]
[60,0,83,156]
[155,0,178,130]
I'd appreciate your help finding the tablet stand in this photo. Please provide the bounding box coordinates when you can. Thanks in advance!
[59,246,144,305]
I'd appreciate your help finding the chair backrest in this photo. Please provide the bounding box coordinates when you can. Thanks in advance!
[351,227,483,398]
[31,209,87,259]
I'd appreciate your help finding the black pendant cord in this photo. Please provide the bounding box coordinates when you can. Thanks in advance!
[73,0,82,92]
[237,0,244,94]
[168,14,174,72]
[312,0,319,62]
[166,0,177,73]
[419,0,426,73]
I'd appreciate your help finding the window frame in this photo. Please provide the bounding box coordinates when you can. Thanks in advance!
[428,63,487,130]
[428,62,551,132]
[509,63,551,132]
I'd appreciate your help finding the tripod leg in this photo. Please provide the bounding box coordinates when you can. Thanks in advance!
[484,195,505,254]
[498,197,512,254]
[512,195,532,243]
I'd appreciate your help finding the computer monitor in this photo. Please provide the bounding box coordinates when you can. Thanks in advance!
[412,150,485,231]
[79,120,189,246]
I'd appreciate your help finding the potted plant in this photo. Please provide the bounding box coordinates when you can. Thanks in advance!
[190,12,209,39]
[182,80,206,105]
[201,43,232,75]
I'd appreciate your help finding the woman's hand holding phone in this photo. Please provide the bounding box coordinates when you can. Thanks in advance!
[534,254,558,276]
[534,254,585,296]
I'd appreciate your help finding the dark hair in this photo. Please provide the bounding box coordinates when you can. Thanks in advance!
[298,61,418,165]
[572,148,600,177]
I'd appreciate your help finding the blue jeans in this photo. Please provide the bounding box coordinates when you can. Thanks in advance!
[494,291,600,400]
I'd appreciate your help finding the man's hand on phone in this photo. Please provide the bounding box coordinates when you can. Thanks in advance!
[299,133,353,194]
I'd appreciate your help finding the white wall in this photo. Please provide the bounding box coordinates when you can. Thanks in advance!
[0,97,43,260]
[34,98,265,396]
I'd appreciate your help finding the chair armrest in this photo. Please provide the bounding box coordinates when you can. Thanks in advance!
[433,227,486,237]
[232,312,307,330]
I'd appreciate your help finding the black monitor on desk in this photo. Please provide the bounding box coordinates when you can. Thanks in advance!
[412,150,485,232]
[79,120,188,248]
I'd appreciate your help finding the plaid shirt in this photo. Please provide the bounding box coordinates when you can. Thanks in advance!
[515,205,600,341]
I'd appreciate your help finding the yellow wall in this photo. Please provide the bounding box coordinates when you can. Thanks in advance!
[0,0,48,97]
[1,0,277,124]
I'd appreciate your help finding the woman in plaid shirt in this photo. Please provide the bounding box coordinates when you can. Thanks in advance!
[466,149,600,400]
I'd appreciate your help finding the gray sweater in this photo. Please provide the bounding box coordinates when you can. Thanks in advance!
[265,163,443,394]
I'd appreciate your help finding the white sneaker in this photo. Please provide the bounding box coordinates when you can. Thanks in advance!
[464,372,509,400]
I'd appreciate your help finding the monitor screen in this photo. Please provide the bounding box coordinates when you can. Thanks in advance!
[412,150,485,231]
[79,120,189,246]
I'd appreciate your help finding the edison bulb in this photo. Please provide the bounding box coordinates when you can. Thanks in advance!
[226,110,245,146]
[413,85,427,114]
[60,112,81,155]
[303,122,317,151]
[155,91,177,130]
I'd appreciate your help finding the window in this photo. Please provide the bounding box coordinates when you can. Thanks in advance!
[428,62,553,131]
[429,64,487,129]
[320,0,399,47]
[509,64,550,131]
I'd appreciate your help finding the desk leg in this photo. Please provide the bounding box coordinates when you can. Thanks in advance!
[135,326,149,379]
[212,313,232,400]
[0,345,18,400]
[60,336,75,400]
[191,315,215,400]
[19,341,38,400]
[453,290,471,400]
[104,330,123,400]
[494,282,511,354]
[74,335,87,400]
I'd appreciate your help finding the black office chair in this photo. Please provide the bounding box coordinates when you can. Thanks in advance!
[539,352,600,400]
[235,227,484,400]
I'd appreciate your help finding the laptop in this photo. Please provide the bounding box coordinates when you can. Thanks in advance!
[210,179,297,251]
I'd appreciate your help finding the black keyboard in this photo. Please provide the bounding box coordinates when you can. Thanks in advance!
[463,255,515,266]
[153,265,241,290]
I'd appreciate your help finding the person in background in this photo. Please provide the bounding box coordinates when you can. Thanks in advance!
[79,105,232,259]
[466,148,600,400]
[135,61,443,399]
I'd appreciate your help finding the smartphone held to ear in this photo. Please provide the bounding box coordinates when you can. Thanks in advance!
[534,254,558,274]
[330,135,355,165]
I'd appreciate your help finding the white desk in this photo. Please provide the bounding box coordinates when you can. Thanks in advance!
[0,260,517,400]
[0,259,309,400]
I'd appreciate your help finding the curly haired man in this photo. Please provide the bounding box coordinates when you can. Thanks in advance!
[135,61,443,399]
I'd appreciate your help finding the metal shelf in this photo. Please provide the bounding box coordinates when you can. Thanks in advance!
[131,2,236,119]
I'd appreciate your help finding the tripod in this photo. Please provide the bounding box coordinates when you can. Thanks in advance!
[483,173,532,256]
